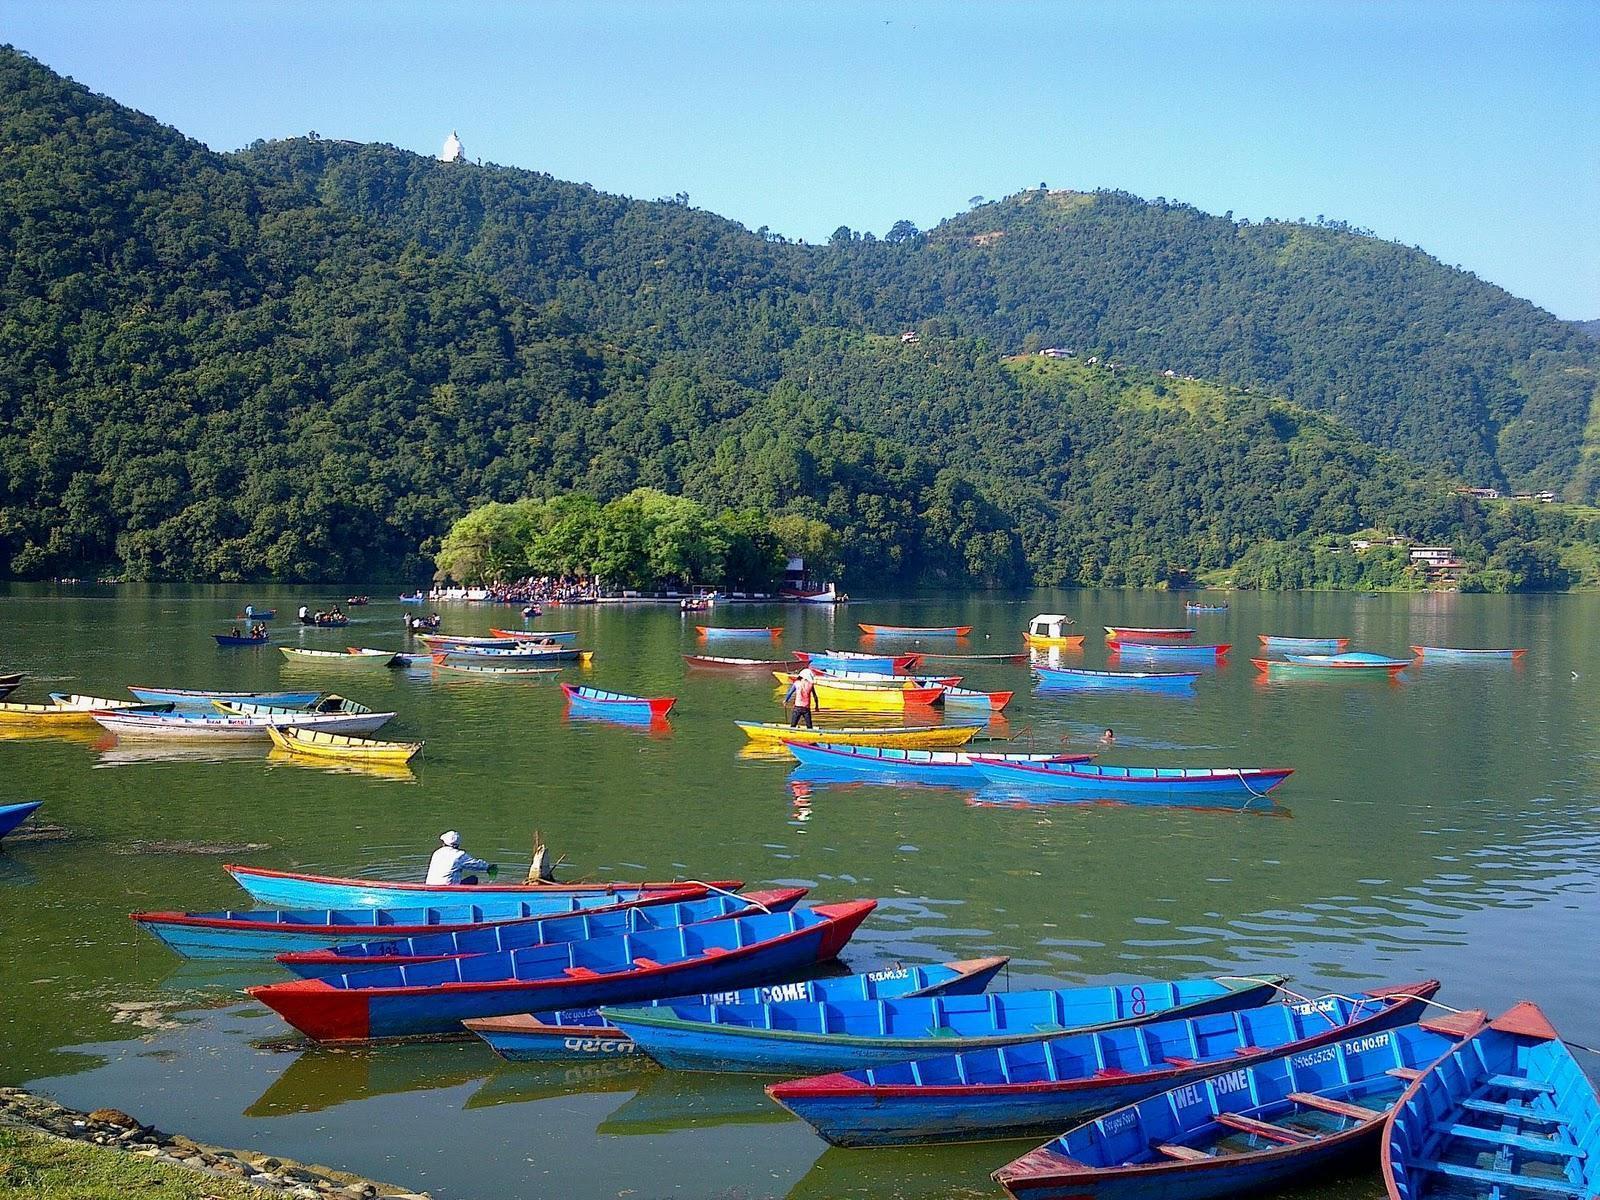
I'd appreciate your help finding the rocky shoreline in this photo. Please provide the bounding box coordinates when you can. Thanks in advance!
[0,1087,429,1199]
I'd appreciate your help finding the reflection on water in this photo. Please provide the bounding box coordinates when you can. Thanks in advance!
[1,585,1598,1200]
[263,748,418,784]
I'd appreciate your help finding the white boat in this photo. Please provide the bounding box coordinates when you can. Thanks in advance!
[89,709,396,742]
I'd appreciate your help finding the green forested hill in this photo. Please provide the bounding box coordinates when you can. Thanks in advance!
[2,46,1595,588]
[241,141,1600,496]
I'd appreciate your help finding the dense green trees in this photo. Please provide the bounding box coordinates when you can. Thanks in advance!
[435,490,826,591]
[3,46,1597,592]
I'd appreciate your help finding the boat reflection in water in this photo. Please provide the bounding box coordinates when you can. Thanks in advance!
[96,743,265,769]
[967,784,1289,816]
[246,1041,504,1118]
[596,1070,789,1136]
[787,1141,1011,1200]
[264,747,418,783]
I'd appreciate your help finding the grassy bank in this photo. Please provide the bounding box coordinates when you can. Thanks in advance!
[0,1125,263,1199]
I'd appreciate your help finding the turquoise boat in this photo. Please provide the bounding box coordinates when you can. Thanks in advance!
[0,800,42,839]
[1258,635,1348,655]
[786,741,1090,784]
[1034,666,1199,691]
[128,687,322,710]
[602,976,1284,1074]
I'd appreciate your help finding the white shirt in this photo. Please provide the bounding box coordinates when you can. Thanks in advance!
[426,845,487,885]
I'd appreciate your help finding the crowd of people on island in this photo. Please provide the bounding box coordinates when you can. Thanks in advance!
[428,576,601,606]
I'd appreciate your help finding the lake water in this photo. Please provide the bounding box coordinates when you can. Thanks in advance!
[1,585,1596,1200]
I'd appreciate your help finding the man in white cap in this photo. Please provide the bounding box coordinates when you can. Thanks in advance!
[426,830,490,885]
[786,667,819,729]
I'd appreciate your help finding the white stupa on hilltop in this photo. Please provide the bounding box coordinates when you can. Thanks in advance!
[439,131,464,163]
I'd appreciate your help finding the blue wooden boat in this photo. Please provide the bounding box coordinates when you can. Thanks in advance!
[992,1011,1487,1200]
[768,981,1440,1146]
[398,593,426,603]
[131,882,729,960]
[560,683,676,719]
[786,741,1090,784]
[1382,1001,1600,1200]
[602,976,1285,1074]
[1410,645,1527,662]
[275,887,808,977]
[466,958,1011,1062]
[0,800,43,840]
[1108,641,1231,660]
[1259,634,1349,655]
[1034,666,1200,691]
[243,606,276,620]
[246,901,875,1044]
[129,687,322,710]
[971,759,1292,799]
[225,863,742,910]
[213,632,269,646]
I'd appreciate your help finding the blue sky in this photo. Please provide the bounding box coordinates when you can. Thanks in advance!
[8,0,1597,318]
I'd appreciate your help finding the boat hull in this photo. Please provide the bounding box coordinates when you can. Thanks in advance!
[1034,667,1199,691]
[858,625,971,637]
[0,800,42,839]
[1409,645,1526,660]
[973,759,1291,798]
[128,688,322,709]
[247,902,873,1043]
[225,864,741,910]
[736,722,981,750]
[465,958,1010,1062]
[131,886,718,959]
[786,741,1087,784]
[1259,636,1348,654]
[769,984,1438,1147]
[606,978,1283,1075]
[90,711,395,741]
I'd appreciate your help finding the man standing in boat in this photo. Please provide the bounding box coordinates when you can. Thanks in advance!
[426,830,491,885]
[786,668,819,729]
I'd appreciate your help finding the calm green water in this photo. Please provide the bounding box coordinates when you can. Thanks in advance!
[1,585,1595,1200]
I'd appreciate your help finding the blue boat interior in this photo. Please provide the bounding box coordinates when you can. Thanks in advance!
[991,763,1275,783]
[838,992,1406,1088]
[322,908,825,992]
[324,892,762,960]
[524,962,981,1031]
[569,687,652,704]
[1387,1025,1600,1199]
[616,980,1246,1040]
[1050,1023,1460,1169]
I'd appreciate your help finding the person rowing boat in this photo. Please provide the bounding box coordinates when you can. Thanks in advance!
[426,830,492,885]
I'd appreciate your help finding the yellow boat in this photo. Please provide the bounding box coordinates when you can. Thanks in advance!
[265,725,423,763]
[0,701,105,725]
[735,721,982,749]
[808,678,943,712]
[1022,613,1086,649]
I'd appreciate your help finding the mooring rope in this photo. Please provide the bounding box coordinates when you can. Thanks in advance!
[681,879,771,913]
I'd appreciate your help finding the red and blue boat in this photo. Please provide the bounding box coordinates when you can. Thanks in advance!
[769,981,1440,1146]
[1105,626,1194,641]
[224,863,738,910]
[696,626,783,639]
[858,624,973,638]
[131,882,729,960]
[0,800,42,840]
[602,976,1283,1074]
[465,957,1010,1062]
[684,654,805,671]
[1034,666,1200,691]
[785,741,1089,784]
[939,685,1014,711]
[971,759,1291,800]
[993,1011,1486,1200]
[275,887,807,978]
[247,900,875,1044]
[1382,1001,1600,1200]
[213,632,269,647]
[560,683,676,719]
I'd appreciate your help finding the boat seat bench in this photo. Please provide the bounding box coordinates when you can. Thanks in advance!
[1155,1143,1213,1162]
[1388,1067,1423,1081]
[1286,1092,1381,1121]
[1444,1124,1586,1158]
[1485,1075,1556,1095]
[1461,1098,1563,1124]
[1216,1113,1315,1144]
[1416,1160,1585,1197]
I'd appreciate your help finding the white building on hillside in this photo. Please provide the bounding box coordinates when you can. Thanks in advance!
[439,131,465,163]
